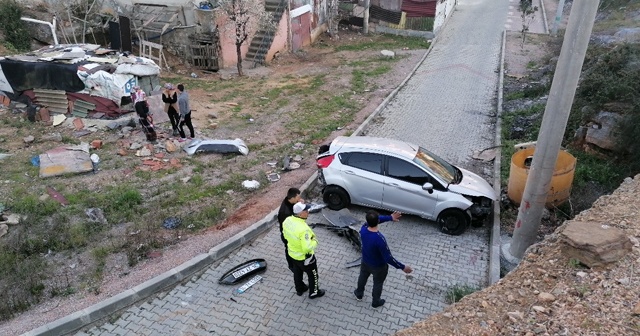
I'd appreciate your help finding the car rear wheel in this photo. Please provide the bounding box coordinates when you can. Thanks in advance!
[437,209,469,235]
[323,186,350,210]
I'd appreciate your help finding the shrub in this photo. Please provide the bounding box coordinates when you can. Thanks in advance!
[0,0,31,51]
[445,284,479,304]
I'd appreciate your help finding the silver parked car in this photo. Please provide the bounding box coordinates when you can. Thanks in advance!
[316,136,497,235]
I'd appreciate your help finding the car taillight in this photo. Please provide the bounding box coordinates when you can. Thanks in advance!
[317,155,334,169]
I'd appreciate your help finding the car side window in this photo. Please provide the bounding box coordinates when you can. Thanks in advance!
[387,156,439,187]
[343,152,383,174]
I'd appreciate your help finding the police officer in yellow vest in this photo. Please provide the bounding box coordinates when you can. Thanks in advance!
[282,202,325,299]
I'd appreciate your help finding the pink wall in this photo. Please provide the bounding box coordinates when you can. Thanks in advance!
[215,9,289,68]
[265,12,289,64]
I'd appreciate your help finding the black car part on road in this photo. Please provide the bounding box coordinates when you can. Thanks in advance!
[218,259,267,285]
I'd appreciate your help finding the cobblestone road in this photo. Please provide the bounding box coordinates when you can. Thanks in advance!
[76,0,509,334]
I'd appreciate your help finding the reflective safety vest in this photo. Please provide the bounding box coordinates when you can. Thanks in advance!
[282,216,317,261]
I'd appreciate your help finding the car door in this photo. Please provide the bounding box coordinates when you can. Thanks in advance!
[382,156,443,219]
[340,152,384,208]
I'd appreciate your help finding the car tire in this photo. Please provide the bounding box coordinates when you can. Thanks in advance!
[323,186,350,210]
[437,209,469,235]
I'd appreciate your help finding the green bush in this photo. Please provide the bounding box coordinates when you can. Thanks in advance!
[445,284,479,304]
[0,0,31,51]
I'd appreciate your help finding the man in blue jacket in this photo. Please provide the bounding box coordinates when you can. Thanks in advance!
[354,210,413,308]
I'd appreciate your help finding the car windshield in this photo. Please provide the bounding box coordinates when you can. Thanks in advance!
[413,147,457,184]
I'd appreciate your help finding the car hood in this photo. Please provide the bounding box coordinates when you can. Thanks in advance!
[448,167,497,200]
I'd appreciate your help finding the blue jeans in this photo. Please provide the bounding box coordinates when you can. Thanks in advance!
[355,263,388,305]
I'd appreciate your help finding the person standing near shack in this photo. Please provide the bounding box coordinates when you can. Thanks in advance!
[162,83,180,136]
[177,83,195,141]
[131,86,156,142]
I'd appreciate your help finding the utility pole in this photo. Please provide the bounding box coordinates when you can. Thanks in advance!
[551,0,566,35]
[508,0,600,259]
[363,0,370,34]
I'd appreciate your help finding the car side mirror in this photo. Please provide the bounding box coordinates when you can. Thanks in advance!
[422,182,434,194]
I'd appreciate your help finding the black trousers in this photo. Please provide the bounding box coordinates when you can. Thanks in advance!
[291,255,319,296]
[284,247,295,273]
[355,263,388,305]
[167,107,180,131]
[178,112,195,138]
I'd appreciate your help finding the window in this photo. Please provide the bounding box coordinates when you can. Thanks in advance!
[344,152,383,174]
[387,156,433,186]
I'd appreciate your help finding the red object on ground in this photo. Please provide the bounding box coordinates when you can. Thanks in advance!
[73,118,84,130]
[91,140,103,149]
[46,186,69,206]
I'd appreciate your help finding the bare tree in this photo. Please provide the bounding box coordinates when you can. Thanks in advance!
[217,0,274,76]
[519,0,538,48]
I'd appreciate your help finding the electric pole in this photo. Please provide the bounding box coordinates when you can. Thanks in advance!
[509,0,600,259]
[551,0,566,36]
[363,0,370,34]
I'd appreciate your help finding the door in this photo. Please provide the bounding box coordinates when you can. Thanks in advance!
[291,12,311,52]
[382,156,441,218]
[340,152,384,208]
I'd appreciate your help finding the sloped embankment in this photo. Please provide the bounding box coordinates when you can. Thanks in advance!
[397,174,640,335]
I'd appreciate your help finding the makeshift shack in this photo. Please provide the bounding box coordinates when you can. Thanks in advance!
[0,44,161,119]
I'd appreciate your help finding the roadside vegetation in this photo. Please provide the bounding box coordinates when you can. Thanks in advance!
[0,31,429,320]
[500,4,639,231]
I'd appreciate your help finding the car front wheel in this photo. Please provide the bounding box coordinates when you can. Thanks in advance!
[323,186,350,210]
[437,209,469,235]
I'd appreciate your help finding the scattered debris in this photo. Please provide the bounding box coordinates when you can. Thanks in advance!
[472,147,498,162]
[130,142,143,150]
[41,133,62,142]
[381,50,395,58]
[0,153,13,161]
[218,259,267,285]
[287,162,301,170]
[165,140,178,153]
[90,140,103,149]
[39,143,93,178]
[183,139,249,156]
[73,118,85,130]
[52,114,66,126]
[135,148,152,157]
[46,186,69,205]
[242,180,260,189]
[162,217,182,229]
[292,155,302,162]
[73,130,92,138]
[90,154,100,172]
[267,173,280,182]
[23,135,35,143]
[85,208,107,225]
[266,161,277,168]
[292,142,305,150]
[4,214,21,225]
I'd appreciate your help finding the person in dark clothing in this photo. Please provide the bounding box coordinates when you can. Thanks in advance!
[131,86,156,142]
[277,188,303,273]
[354,210,413,308]
[176,83,195,141]
[162,83,180,136]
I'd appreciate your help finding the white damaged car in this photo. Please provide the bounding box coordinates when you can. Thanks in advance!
[316,136,497,235]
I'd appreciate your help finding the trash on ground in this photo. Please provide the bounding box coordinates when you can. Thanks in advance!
[0,153,13,161]
[52,114,66,126]
[472,147,497,162]
[162,217,182,229]
[235,275,263,294]
[23,135,35,143]
[242,180,260,189]
[381,50,395,58]
[183,138,249,156]
[266,161,277,168]
[287,162,300,170]
[31,156,40,166]
[267,173,280,182]
[47,186,69,205]
[39,143,93,178]
[85,208,107,225]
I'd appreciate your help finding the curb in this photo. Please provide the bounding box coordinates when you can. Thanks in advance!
[25,30,442,336]
[488,30,507,285]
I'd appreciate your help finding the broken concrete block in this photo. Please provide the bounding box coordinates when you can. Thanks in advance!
[381,50,395,58]
[560,221,632,268]
[90,140,103,149]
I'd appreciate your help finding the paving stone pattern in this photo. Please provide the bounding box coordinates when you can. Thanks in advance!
[80,207,488,336]
[77,0,511,334]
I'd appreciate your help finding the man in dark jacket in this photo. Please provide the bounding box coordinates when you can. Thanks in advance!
[277,188,303,272]
[354,210,413,308]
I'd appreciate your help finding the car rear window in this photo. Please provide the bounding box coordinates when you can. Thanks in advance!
[343,152,383,174]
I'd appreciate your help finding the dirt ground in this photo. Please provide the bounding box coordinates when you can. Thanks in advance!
[0,30,428,334]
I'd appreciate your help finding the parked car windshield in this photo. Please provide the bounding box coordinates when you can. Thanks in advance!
[413,147,457,184]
